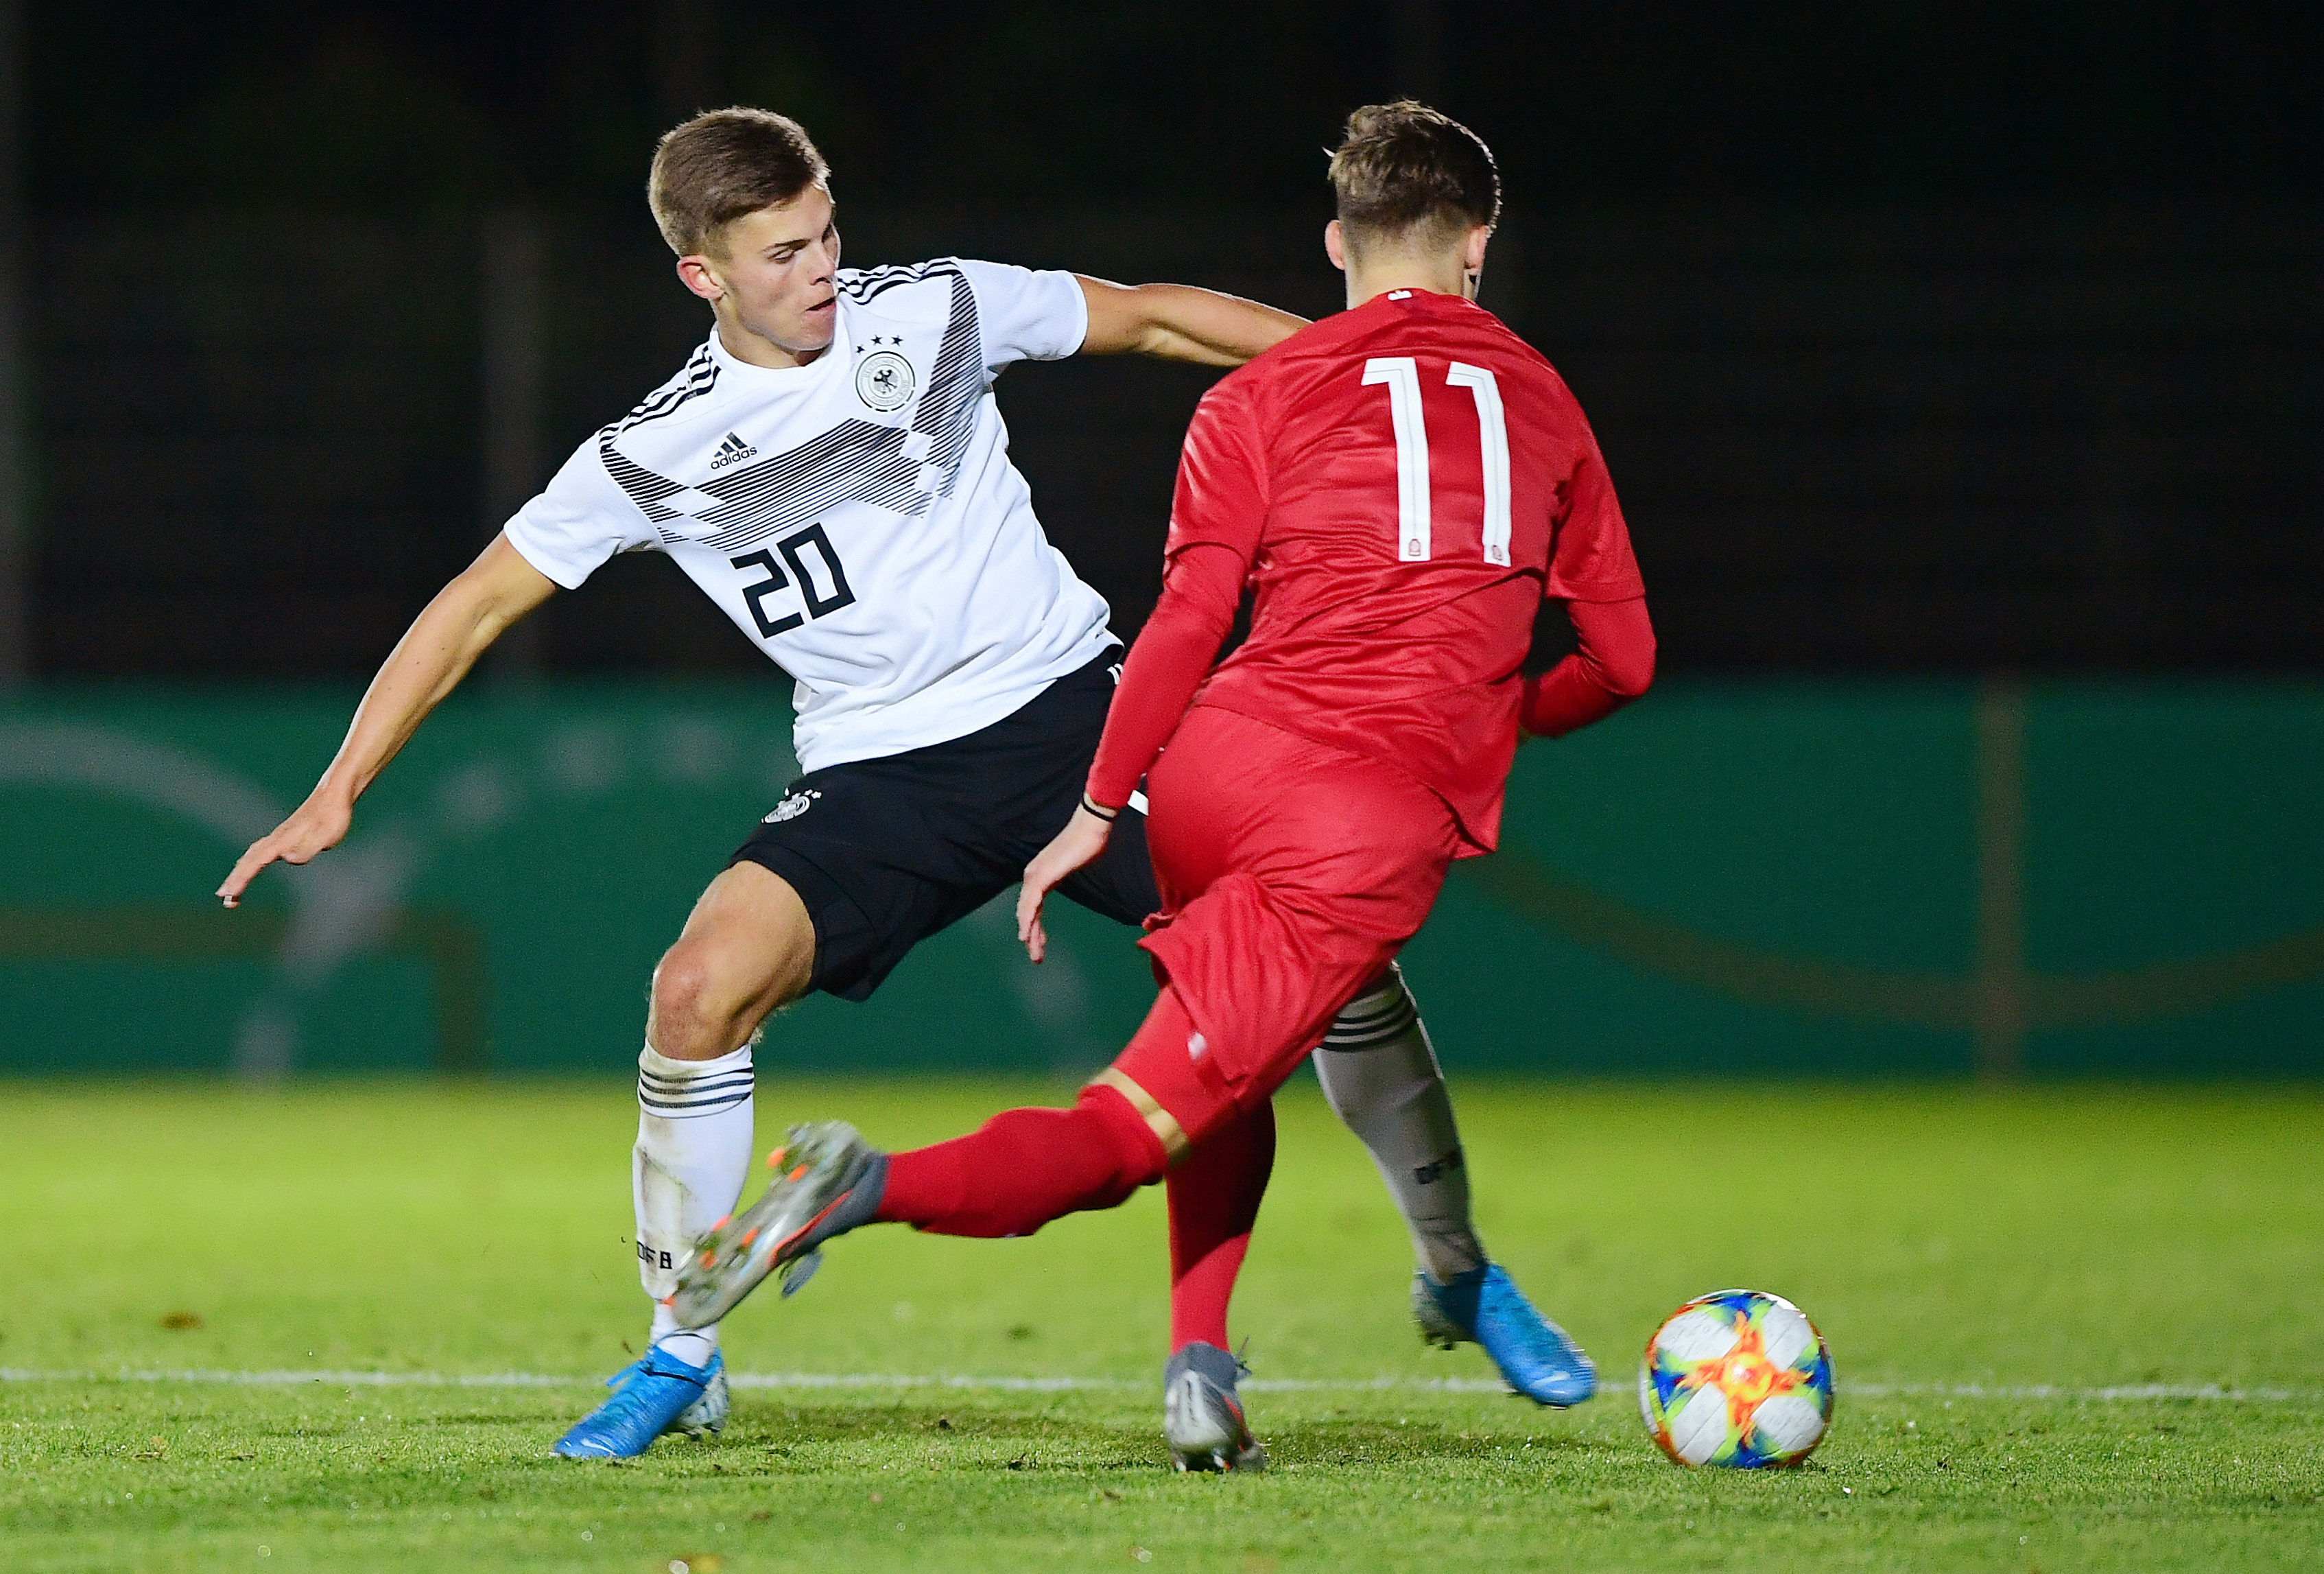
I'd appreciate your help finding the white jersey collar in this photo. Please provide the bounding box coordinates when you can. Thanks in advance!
[704,318,849,387]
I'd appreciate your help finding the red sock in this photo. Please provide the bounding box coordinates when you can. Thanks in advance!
[874,1084,1166,1238]
[1167,1099,1277,1353]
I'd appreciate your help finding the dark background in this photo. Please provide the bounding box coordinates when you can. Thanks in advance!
[12,1,2321,677]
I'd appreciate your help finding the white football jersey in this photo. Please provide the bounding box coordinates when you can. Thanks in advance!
[504,259,1116,773]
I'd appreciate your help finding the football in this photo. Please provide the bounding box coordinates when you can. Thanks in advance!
[1639,1289,1835,1467]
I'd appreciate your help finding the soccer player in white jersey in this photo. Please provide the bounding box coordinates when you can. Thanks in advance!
[219,109,1564,1458]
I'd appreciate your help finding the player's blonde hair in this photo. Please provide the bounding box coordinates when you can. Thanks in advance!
[1327,101,1499,255]
[649,107,831,257]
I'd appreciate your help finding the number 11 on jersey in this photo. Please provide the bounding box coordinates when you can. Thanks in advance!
[1362,357,1514,566]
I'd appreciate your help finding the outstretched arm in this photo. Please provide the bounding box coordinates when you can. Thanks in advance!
[1076,276,1306,366]
[1018,381,1268,960]
[216,533,557,906]
[1016,541,1246,961]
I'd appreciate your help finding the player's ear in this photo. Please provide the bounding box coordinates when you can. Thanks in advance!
[1324,220,1349,273]
[1462,226,1491,277]
[676,253,726,304]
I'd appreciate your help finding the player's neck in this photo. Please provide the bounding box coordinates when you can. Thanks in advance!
[713,307,832,371]
[1343,253,1475,311]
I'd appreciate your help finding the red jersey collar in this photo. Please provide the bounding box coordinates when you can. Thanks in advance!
[1353,285,1477,314]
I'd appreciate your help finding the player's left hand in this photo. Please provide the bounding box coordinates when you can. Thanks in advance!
[1017,807,1113,963]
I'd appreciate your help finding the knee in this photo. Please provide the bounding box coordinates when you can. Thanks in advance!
[649,943,746,1059]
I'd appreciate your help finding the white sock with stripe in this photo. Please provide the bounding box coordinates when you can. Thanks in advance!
[1313,965,1485,1283]
[633,1041,755,1369]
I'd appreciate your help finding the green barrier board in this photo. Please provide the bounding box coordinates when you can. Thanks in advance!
[1,681,2317,1077]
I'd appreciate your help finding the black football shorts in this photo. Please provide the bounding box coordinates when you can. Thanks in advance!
[730,649,1160,1000]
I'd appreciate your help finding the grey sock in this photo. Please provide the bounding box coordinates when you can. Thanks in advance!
[1314,965,1485,1282]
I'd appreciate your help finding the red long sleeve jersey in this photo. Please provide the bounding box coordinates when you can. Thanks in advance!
[1088,288,1644,853]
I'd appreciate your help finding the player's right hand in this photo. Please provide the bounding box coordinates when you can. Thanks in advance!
[1016,806,1115,964]
[217,795,354,908]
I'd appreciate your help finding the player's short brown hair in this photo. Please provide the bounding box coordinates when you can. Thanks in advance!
[1327,101,1499,252]
[648,107,831,257]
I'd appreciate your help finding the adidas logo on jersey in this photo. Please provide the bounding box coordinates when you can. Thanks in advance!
[709,431,759,469]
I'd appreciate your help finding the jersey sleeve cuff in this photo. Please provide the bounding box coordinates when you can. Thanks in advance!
[500,524,593,591]
[1057,273,1091,358]
[1084,764,1140,811]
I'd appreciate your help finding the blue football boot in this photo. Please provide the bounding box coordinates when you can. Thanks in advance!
[552,1346,728,1458]
[1414,1264,1596,1407]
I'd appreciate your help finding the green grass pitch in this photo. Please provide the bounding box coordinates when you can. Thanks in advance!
[3,1078,2320,1571]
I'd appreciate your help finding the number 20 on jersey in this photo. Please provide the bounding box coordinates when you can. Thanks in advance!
[1362,356,1513,566]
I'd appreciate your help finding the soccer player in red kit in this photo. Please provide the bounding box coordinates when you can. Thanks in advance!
[668,102,1657,1470]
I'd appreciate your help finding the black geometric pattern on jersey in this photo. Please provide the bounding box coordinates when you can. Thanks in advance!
[602,442,688,516]
[609,342,720,438]
[595,266,984,557]
[835,259,955,307]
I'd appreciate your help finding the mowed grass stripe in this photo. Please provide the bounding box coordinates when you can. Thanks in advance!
[7,1367,2323,1404]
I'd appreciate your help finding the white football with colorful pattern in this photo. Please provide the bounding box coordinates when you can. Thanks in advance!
[1639,1289,1834,1468]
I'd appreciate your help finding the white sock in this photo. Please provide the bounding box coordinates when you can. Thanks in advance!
[1314,964,1485,1283]
[633,1040,755,1367]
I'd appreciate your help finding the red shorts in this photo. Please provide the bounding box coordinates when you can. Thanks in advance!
[1108,705,1461,1149]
